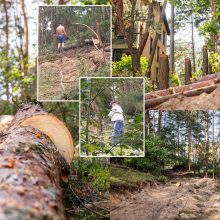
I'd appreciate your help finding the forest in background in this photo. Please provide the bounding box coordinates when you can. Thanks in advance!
[0,0,109,104]
[112,0,220,88]
[38,6,110,54]
[112,110,220,178]
[38,6,111,101]
[111,110,220,219]
[80,78,144,157]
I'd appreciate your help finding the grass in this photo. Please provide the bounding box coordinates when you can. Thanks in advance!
[110,164,159,192]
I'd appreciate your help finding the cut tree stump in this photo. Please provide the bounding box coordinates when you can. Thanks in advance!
[158,54,169,90]
[0,103,75,220]
[185,58,192,84]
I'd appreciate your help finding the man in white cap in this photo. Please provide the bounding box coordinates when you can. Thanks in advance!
[108,100,124,146]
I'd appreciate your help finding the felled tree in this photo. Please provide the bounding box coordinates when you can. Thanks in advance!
[0,103,74,220]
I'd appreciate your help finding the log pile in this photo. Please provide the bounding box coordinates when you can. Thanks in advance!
[145,73,220,110]
[0,103,74,220]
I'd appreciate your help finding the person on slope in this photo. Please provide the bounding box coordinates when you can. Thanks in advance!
[56,23,67,53]
[108,100,124,146]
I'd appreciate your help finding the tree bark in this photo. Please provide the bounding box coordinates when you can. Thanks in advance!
[185,58,192,85]
[146,110,150,136]
[145,85,218,109]
[212,111,215,179]
[158,110,163,134]
[191,14,196,73]
[116,0,124,35]
[20,0,29,75]
[202,45,209,76]
[158,55,169,90]
[188,112,192,171]
[205,111,209,178]
[211,0,216,52]
[131,52,140,76]
[0,104,70,219]
[2,0,10,103]
[170,3,175,74]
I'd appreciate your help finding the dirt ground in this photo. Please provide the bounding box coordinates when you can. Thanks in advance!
[38,46,110,100]
[110,170,220,220]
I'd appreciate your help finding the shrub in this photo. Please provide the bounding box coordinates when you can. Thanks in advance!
[112,54,148,76]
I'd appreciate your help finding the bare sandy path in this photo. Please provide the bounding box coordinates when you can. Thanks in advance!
[111,170,220,220]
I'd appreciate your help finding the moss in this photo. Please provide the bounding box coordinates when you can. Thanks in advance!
[110,165,157,192]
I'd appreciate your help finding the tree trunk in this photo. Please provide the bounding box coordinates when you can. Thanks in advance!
[131,52,140,76]
[2,0,10,103]
[202,45,209,75]
[146,110,150,136]
[0,104,73,219]
[158,110,163,134]
[212,111,215,179]
[170,3,175,74]
[188,112,192,171]
[158,55,169,90]
[185,58,192,85]
[116,0,124,35]
[205,111,209,178]
[177,121,180,164]
[191,14,196,73]
[86,80,93,154]
[211,0,216,52]
[20,0,29,75]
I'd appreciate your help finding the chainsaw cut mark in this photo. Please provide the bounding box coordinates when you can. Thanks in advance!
[20,114,74,164]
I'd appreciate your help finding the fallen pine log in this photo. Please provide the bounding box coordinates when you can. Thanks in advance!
[0,103,74,219]
[145,77,220,100]
[192,73,220,83]
[63,44,78,51]
[145,84,218,109]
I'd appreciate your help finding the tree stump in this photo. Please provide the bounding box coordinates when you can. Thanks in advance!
[159,54,169,90]
[0,103,74,220]
[185,58,192,84]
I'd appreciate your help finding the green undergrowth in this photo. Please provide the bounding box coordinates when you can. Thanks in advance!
[64,157,110,219]
[110,164,167,192]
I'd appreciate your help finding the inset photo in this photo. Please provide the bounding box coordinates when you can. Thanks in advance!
[80,77,145,157]
[37,5,111,101]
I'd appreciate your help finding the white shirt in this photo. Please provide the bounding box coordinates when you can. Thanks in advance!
[108,104,124,122]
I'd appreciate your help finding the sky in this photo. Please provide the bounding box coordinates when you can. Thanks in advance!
[165,2,205,55]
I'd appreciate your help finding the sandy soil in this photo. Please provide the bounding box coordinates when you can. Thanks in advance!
[38,46,110,100]
[110,170,220,220]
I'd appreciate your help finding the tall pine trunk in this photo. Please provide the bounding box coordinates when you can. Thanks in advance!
[20,0,29,75]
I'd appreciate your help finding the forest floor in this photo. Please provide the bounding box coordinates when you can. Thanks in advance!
[81,120,144,156]
[38,46,110,100]
[110,168,220,220]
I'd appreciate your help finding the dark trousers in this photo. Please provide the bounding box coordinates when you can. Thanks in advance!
[112,120,124,146]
